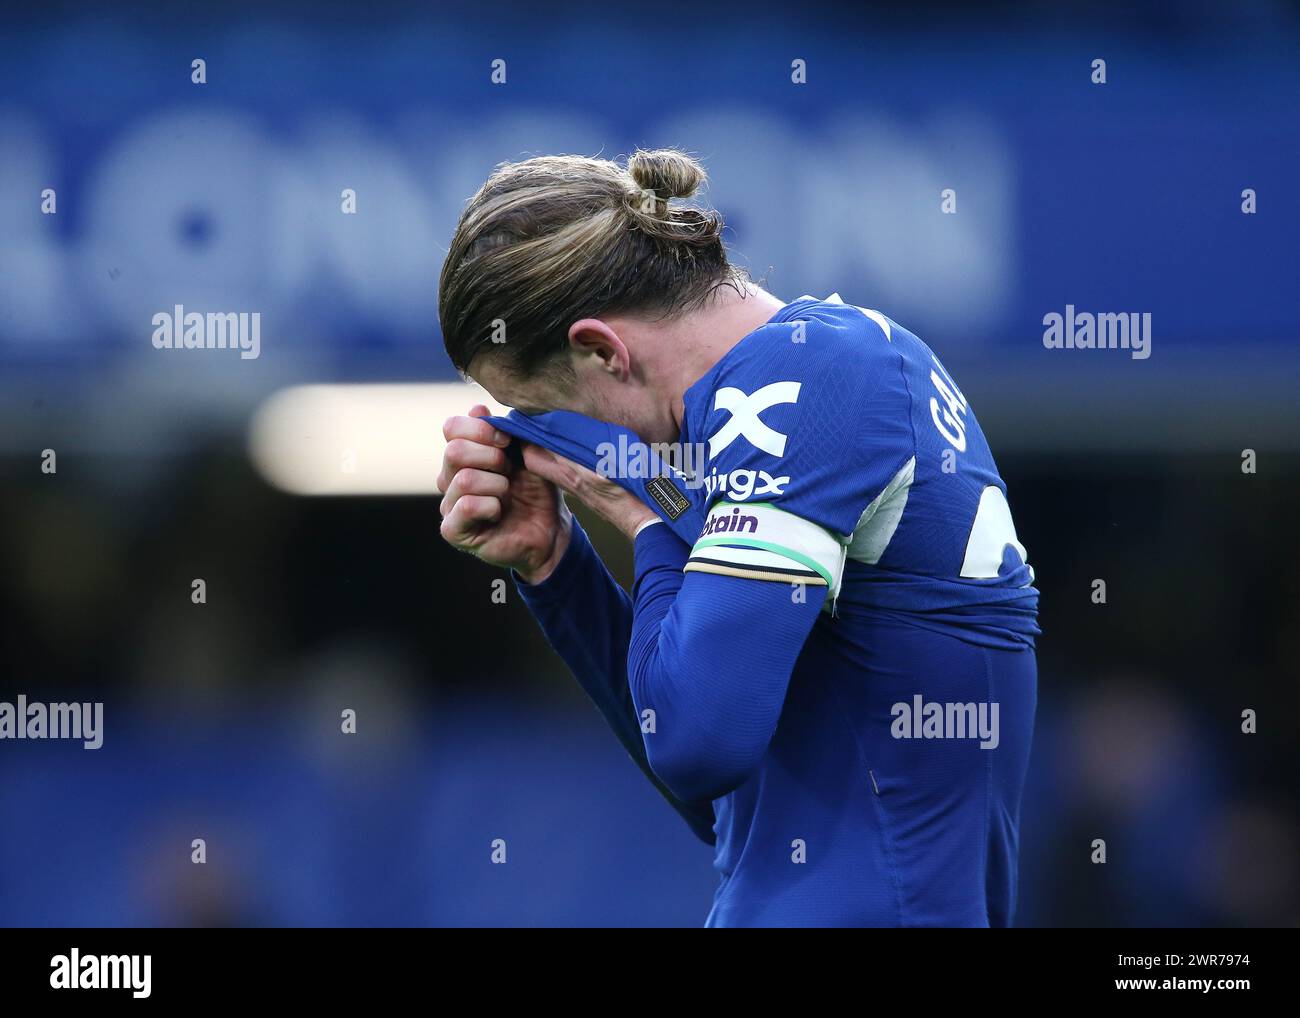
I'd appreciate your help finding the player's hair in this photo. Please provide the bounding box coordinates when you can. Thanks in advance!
[439,148,745,378]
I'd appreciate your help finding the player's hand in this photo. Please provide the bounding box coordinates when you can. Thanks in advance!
[438,406,572,584]
[521,445,657,540]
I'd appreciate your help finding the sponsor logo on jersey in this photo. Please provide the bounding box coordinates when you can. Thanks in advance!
[699,505,761,537]
[701,466,790,501]
[707,381,801,457]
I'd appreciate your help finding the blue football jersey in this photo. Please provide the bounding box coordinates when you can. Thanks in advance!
[678,295,1039,650]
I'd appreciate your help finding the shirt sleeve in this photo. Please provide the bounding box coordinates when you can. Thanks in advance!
[628,522,827,803]
[514,515,716,843]
[680,310,913,603]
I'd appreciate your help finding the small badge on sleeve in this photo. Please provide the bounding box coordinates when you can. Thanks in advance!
[645,476,690,521]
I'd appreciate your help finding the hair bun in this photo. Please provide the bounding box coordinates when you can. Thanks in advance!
[440,149,742,375]
[627,148,707,201]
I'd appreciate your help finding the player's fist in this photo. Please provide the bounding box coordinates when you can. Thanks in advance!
[438,405,571,584]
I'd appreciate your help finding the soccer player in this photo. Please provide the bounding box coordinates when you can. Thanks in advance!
[436,150,1039,927]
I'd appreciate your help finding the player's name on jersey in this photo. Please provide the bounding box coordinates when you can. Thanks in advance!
[1042,304,1152,360]
[0,694,103,748]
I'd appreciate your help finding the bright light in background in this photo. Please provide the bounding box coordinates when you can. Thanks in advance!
[248,383,506,496]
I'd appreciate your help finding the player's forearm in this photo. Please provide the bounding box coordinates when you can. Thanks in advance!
[515,516,716,843]
[628,524,825,803]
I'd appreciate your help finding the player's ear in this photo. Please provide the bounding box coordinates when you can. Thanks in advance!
[568,318,629,380]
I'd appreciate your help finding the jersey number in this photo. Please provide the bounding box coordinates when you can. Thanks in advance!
[960,486,1030,579]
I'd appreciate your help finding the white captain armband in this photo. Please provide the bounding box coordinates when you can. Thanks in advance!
[684,501,848,600]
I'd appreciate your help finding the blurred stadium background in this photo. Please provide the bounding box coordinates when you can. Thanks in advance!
[1,0,1298,926]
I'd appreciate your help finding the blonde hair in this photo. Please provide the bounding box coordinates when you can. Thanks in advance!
[439,148,744,376]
